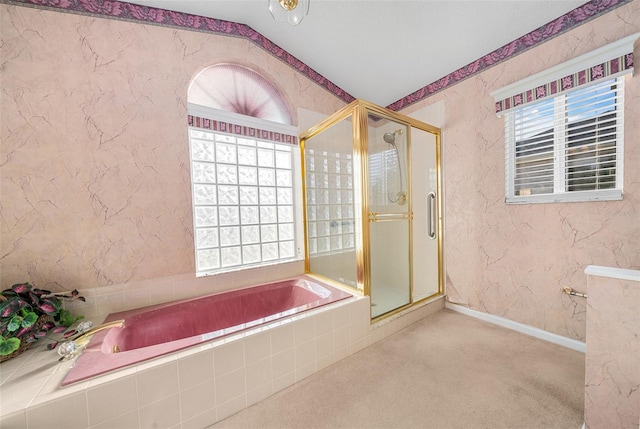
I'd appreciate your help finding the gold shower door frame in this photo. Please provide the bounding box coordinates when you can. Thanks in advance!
[300,99,443,321]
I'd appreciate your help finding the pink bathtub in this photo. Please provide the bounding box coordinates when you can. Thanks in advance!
[61,277,352,386]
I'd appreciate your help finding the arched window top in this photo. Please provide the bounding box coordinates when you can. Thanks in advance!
[188,64,292,125]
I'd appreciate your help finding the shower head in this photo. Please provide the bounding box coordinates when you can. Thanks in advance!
[383,129,403,145]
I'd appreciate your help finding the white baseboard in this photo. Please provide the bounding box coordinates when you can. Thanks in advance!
[445,302,586,353]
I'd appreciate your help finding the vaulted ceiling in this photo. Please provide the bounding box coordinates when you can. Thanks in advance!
[126,0,589,107]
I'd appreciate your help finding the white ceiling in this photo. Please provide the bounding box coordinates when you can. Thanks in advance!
[126,0,589,107]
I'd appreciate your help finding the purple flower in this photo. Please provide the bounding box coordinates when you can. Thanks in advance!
[536,86,547,98]
[168,11,201,28]
[205,18,233,34]
[561,76,574,90]
[625,53,633,68]
[78,0,122,16]
[591,64,604,80]
[513,94,523,107]
[29,0,72,7]
[522,30,543,46]
[126,4,165,23]
[570,3,598,22]
[541,17,566,38]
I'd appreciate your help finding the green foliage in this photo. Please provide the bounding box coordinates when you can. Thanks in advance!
[0,337,20,355]
[22,312,38,328]
[57,309,84,328]
[0,282,85,356]
[7,316,21,332]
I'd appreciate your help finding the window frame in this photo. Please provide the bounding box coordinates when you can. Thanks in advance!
[187,104,303,277]
[504,77,625,205]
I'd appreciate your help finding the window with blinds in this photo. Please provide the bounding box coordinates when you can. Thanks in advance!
[505,77,624,204]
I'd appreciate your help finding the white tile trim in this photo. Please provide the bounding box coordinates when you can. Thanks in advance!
[584,265,640,282]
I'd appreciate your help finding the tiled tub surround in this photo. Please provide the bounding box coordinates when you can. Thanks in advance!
[584,266,640,429]
[0,275,444,429]
[62,276,352,385]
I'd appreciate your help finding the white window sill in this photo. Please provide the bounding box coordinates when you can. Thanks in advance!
[506,189,622,205]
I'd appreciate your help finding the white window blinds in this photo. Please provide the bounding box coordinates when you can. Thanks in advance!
[505,78,624,202]
[493,33,638,204]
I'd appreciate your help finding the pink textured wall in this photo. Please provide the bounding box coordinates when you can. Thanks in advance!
[0,5,345,290]
[2,2,639,343]
[585,271,640,429]
[402,1,640,341]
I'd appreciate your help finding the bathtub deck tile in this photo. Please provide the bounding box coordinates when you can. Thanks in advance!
[179,379,216,419]
[1,367,52,410]
[351,337,368,354]
[245,357,272,392]
[333,325,350,351]
[215,368,246,405]
[26,391,89,429]
[247,383,273,407]
[181,407,218,429]
[216,394,247,423]
[244,331,271,366]
[272,371,295,394]
[270,323,295,351]
[295,339,316,370]
[0,400,30,418]
[334,344,350,363]
[89,410,139,429]
[295,361,317,382]
[332,303,351,329]
[316,352,336,372]
[85,365,137,389]
[34,370,87,407]
[178,349,214,390]
[138,393,181,429]
[214,341,245,377]
[293,315,316,345]
[0,410,26,429]
[350,318,369,343]
[135,352,179,373]
[136,361,179,407]
[315,331,334,359]
[86,375,138,427]
[314,310,334,336]
[271,348,294,379]
[2,277,371,428]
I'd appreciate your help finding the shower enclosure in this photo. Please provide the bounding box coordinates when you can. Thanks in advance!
[300,99,442,320]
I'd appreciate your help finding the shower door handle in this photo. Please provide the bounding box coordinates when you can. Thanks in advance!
[427,192,436,240]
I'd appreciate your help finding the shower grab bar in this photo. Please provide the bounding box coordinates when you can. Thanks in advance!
[427,192,436,239]
[562,287,587,298]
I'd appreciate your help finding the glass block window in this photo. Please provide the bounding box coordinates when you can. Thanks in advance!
[189,129,299,275]
[305,149,355,255]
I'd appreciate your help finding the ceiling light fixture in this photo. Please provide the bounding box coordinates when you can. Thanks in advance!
[268,0,310,26]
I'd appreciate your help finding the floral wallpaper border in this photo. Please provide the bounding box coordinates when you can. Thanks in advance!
[495,53,634,113]
[2,0,633,111]
[387,0,633,110]
[188,115,298,145]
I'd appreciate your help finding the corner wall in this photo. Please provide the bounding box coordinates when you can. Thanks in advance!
[0,4,346,290]
[401,1,640,341]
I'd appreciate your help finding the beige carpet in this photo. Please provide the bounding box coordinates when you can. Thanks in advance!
[211,309,585,429]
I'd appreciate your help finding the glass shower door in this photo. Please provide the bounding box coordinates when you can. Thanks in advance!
[368,118,411,318]
[304,114,359,291]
